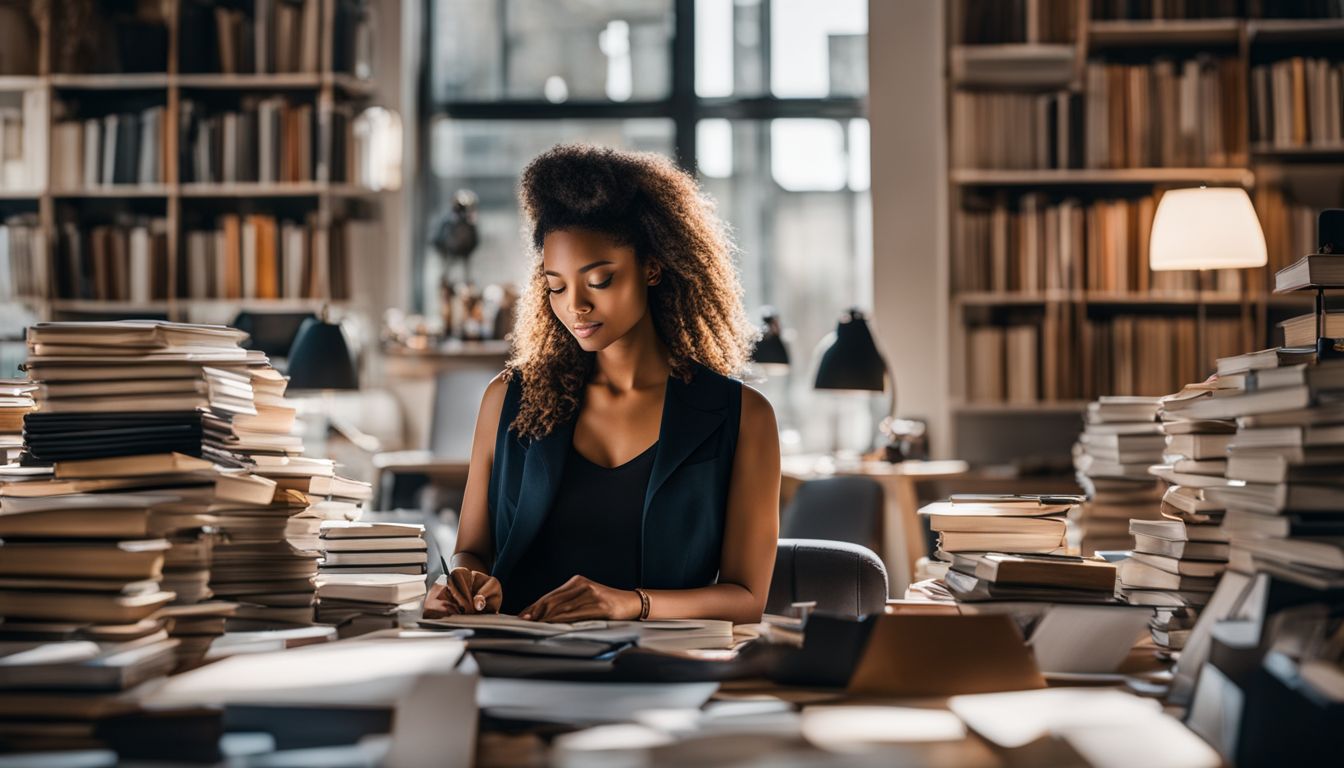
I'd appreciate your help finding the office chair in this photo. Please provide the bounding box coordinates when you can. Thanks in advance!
[767,538,889,618]
[780,476,885,554]
[231,310,319,364]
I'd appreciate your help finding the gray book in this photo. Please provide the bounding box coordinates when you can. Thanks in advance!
[100,115,118,186]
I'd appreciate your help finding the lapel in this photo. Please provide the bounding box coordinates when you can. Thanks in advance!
[642,365,728,513]
[492,415,573,583]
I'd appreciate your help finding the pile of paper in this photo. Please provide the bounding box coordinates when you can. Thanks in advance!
[1071,397,1165,554]
[0,378,34,463]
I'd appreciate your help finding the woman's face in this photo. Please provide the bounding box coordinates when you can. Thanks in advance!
[542,228,657,352]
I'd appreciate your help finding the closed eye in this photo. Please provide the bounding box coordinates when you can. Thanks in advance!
[588,275,613,289]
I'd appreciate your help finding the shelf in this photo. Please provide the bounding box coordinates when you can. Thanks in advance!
[1088,19,1243,47]
[179,183,378,198]
[48,299,172,312]
[951,400,1089,415]
[950,167,1254,186]
[0,76,43,92]
[46,298,345,312]
[49,73,170,90]
[51,186,171,199]
[0,190,42,201]
[1247,19,1344,43]
[328,73,377,96]
[955,291,1319,307]
[1251,143,1344,162]
[949,44,1077,89]
[176,73,324,90]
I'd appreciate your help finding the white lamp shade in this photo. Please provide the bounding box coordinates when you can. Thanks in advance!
[1149,187,1268,271]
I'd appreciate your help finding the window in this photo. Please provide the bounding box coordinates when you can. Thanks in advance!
[422,0,870,452]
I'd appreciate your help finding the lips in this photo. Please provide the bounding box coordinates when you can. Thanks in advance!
[573,322,603,339]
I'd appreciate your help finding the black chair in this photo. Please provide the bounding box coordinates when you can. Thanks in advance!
[231,311,318,363]
[767,538,889,618]
[780,476,885,555]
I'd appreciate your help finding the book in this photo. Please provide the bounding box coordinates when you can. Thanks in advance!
[1132,534,1229,562]
[0,589,175,625]
[319,537,427,553]
[0,540,169,580]
[942,568,1115,603]
[314,574,427,605]
[936,530,1067,554]
[949,552,1117,591]
[54,453,214,480]
[1116,558,1218,591]
[0,636,179,691]
[1128,553,1226,579]
[319,551,428,567]
[1276,254,1344,291]
[1130,519,1229,543]
[1280,311,1344,347]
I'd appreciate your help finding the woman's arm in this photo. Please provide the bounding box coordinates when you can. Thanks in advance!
[423,372,508,616]
[522,386,780,625]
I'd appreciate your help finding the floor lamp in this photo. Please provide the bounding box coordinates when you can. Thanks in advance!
[1149,187,1267,377]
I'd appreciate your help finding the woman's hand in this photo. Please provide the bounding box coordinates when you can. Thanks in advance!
[423,567,502,618]
[520,575,642,622]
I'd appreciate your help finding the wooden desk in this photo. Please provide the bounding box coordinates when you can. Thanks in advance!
[781,456,970,597]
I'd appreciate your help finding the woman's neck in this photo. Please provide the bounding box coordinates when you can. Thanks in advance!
[591,311,670,393]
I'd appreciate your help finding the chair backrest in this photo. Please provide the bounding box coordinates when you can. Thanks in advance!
[780,476,884,553]
[767,538,889,619]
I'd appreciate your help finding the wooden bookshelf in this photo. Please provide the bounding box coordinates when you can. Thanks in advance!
[0,0,384,325]
[943,3,1344,463]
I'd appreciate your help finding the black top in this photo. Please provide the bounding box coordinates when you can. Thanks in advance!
[501,441,658,614]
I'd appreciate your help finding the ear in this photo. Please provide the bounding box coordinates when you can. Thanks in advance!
[646,263,662,286]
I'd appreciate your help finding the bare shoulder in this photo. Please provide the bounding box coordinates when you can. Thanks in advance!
[478,371,512,424]
[738,384,778,436]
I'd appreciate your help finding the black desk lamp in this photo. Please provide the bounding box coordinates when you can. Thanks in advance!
[286,315,358,391]
[813,308,897,456]
[751,307,790,372]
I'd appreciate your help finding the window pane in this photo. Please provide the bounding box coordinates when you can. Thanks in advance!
[771,0,867,98]
[698,119,873,453]
[433,0,673,102]
[424,118,675,310]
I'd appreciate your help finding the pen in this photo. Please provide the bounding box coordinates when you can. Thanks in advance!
[439,553,486,612]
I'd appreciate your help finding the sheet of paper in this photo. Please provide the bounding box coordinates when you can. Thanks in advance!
[477,679,719,725]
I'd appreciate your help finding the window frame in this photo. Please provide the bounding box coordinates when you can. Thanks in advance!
[415,0,867,311]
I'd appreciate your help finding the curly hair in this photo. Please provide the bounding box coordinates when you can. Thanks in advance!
[504,144,757,440]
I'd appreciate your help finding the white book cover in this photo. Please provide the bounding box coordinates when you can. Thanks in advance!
[222,113,238,184]
[128,226,150,304]
[187,231,209,299]
[137,108,159,184]
[283,223,304,299]
[240,218,257,299]
[82,118,100,189]
[100,114,118,185]
[212,229,228,299]
[21,89,47,189]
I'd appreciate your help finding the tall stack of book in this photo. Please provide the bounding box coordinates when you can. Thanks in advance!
[316,520,427,638]
[1072,397,1165,554]
[1204,354,1344,591]
[920,495,1121,603]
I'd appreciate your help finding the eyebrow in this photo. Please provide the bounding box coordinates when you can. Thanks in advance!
[543,260,615,277]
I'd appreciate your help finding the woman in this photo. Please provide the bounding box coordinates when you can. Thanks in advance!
[423,144,780,625]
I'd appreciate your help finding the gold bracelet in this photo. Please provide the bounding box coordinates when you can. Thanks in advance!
[635,587,651,621]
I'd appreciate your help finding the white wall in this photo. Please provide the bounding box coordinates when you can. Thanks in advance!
[867,0,950,457]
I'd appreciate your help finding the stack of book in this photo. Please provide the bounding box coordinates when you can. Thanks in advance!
[0,379,33,462]
[1121,516,1229,655]
[921,495,1120,603]
[315,522,427,637]
[21,323,261,463]
[1072,397,1165,554]
[1204,355,1344,591]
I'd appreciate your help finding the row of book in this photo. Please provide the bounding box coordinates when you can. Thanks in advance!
[50,109,169,190]
[1072,397,1166,555]
[950,92,1078,171]
[956,193,1247,294]
[0,215,47,302]
[1090,0,1344,19]
[180,0,372,78]
[184,214,356,301]
[0,94,47,192]
[1252,57,1344,150]
[965,314,1247,404]
[1083,57,1246,170]
[180,98,335,186]
[53,219,171,303]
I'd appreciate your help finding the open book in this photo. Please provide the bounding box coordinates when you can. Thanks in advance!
[418,614,735,652]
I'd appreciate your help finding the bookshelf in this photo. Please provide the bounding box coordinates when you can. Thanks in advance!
[0,0,388,330]
[944,2,1344,464]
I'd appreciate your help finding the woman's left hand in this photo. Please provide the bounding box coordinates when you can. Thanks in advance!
[520,575,642,622]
